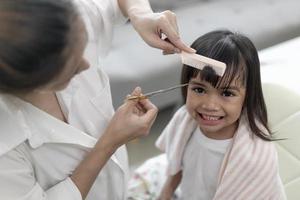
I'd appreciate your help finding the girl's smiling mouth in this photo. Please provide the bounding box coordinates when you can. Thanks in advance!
[198,113,224,125]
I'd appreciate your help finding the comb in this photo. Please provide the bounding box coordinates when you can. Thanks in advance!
[181,51,226,76]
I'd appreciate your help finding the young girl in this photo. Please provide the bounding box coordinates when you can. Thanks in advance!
[156,30,286,200]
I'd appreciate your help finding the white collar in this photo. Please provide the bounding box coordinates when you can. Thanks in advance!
[0,93,97,157]
[0,70,126,173]
[0,94,31,156]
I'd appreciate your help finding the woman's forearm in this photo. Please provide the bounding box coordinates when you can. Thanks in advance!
[70,134,117,199]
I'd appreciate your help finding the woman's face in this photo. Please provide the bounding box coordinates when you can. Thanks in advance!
[186,74,246,140]
[41,17,90,91]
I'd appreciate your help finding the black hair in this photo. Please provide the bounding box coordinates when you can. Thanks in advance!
[181,30,272,141]
[0,0,78,93]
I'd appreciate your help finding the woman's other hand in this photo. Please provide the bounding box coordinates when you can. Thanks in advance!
[102,86,158,150]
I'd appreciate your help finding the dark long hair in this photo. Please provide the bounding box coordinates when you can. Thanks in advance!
[0,0,78,93]
[181,30,272,141]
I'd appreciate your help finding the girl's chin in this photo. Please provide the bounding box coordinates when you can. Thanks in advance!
[55,83,70,91]
[50,81,71,91]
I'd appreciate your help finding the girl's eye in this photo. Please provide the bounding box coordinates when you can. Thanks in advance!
[222,90,235,97]
[192,87,205,94]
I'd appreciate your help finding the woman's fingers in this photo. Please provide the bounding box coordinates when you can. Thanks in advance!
[130,10,195,54]
[157,11,195,53]
[131,86,142,96]
[146,30,179,53]
[126,87,158,124]
[138,98,158,125]
[106,86,158,146]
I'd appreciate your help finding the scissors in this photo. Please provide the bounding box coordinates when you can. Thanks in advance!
[126,83,189,101]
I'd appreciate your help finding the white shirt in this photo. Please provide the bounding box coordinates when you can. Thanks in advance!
[180,127,286,200]
[0,0,129,199]
[180,128,232,200]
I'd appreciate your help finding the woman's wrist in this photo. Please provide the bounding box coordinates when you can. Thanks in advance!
[70,131,119,198]
[95,131,119,156]
[127,6,152,21]
[118,0,153,20]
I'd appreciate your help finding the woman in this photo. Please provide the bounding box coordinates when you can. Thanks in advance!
[0,0,193,199]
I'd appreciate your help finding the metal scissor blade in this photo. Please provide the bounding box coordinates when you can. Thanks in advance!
[126,83,188,100]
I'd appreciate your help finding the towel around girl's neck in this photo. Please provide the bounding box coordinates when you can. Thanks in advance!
[156,105,285,200]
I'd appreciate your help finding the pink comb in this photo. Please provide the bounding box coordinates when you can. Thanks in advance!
[181,51,226,76]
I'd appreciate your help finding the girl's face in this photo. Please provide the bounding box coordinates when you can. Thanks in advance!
[186,74,246,140]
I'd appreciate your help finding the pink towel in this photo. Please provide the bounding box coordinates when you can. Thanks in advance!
[156,106,285,200]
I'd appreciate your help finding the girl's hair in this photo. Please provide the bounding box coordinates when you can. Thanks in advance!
[0,0,78,93]
[181,30,272,141]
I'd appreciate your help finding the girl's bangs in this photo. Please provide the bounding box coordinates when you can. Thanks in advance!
[193,39,247,89]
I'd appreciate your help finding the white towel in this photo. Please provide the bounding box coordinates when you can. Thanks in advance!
[156,105,285,200]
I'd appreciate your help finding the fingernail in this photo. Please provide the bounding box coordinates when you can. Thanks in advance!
[135,86,141,92]
[190,48,196,53]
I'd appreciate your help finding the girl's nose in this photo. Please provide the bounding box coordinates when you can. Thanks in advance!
[201,96,220,111]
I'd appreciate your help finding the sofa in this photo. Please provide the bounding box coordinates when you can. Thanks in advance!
[260,37,300,200]
[102,0,300,109]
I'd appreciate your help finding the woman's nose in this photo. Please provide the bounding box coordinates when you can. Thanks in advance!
[82,58,90,70]
[77,58,90,74]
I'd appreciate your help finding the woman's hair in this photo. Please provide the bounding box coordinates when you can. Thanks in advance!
[181,30,272,141]
[0,0,78,93]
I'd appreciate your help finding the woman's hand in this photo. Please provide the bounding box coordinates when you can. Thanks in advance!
[101,87,158,150]
[71,87,156,198]
[130,10,195,55]
[118,0,195,54]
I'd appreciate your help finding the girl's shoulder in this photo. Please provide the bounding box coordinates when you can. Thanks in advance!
[156,105,196,149]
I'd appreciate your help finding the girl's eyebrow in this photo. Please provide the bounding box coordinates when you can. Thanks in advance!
[190,80,242,92]
[219,86,241,92]
[189,80,206,87]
